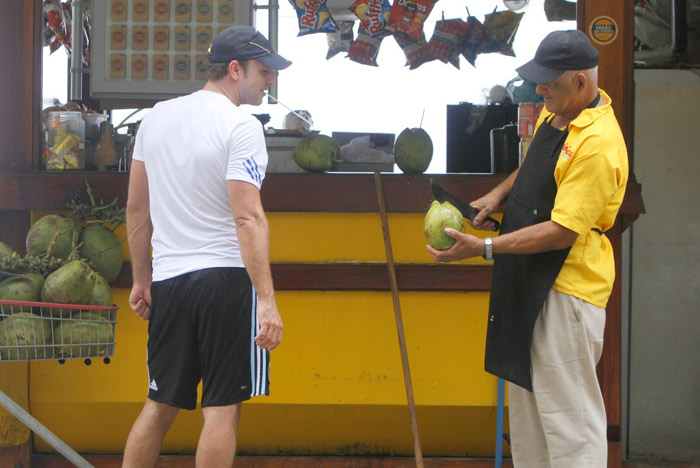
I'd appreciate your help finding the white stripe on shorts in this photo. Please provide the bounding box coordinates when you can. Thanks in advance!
[249,286,269,397]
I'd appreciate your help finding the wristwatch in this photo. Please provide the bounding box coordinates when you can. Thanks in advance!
[483,237,493,261]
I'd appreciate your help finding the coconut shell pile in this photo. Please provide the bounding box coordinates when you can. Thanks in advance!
[0,185,123,360]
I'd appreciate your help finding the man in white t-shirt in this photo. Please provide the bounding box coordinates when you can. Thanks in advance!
[123,26,290,468]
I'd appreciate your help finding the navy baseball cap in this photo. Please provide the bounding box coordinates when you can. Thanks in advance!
[208,26,292,70]
[516,30,599,84]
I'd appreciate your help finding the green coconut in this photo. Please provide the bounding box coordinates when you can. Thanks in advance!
[0,241,16,282]
[0,312,52,360]
[424,200,466,250]
[53,316,113,358]
[78,224,124,283]
[0,241,13,258]
[26,214,78,260]
[394,128,433,174]
[0,273,45,311]
[41,260,96,314]
[294,134,343,172]
[87,274,113,313]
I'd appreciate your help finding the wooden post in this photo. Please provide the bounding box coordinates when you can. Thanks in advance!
[578,2,635,467]
[0,0,43,465]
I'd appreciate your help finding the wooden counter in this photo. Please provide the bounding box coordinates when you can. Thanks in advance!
[0,171,642,217]
[0,171,643,294]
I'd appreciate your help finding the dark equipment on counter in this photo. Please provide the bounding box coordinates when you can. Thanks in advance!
[490,124,520,174]
[446,103,518,173]
[430,179,500,231]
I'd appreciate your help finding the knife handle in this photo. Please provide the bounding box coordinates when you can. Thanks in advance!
[483,216,500,231]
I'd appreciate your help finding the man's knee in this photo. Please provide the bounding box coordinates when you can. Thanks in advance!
[202,403,242,426]
[143,398,180,426]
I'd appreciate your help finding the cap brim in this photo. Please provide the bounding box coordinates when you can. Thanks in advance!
[257,53,292,71]
[515,59,565,84]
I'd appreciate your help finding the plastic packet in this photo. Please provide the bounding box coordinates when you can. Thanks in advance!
[45,0,72,52]
[289,0,339,36]
[461,16,486,66]
[347,25,384,66]
[477,9,524,56]
[425,17,471,69]
[386,0,439,43]
[326,21,355,59]
[340,136,394,164]
[349,0,392,37]
[394,34,432,70]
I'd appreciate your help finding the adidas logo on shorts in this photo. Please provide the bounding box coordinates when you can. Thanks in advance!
[149,379,159,391]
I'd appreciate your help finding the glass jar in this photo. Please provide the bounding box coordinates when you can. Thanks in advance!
[46,111,85,170]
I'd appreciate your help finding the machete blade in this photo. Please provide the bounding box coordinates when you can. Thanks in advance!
[429,179,500,231]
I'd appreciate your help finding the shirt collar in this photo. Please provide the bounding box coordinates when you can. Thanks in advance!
[569,88,612,129]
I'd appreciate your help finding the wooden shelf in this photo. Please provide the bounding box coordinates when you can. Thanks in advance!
[113,261,493,292]
[0,171,643,217]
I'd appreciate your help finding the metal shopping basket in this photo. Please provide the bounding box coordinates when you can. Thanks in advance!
[0,299,117,364]
[0,299,118,468]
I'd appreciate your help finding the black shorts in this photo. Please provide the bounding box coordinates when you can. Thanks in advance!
[146,267,269,410]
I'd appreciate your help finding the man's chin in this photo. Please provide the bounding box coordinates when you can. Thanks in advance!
[243,97,263,106]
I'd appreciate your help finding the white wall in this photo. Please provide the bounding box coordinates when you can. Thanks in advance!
[629,69,700,461]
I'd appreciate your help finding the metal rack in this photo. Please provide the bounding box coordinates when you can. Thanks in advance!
[0,299,118,468]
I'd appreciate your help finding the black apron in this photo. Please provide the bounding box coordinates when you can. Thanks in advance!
[484,114,570,392]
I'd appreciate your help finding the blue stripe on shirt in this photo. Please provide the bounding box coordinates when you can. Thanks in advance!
[243,158,262,184]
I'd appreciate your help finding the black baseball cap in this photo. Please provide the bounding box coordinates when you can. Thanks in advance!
[516,30,599,84]
[208,26,292,70]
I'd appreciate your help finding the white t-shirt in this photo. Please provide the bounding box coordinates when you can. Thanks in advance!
[132,90,268,281]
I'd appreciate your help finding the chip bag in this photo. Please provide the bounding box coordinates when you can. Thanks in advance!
[326,21,355,60]
[424,17,471,69]
[45,0,72,52]
[350,0,391,37]
[347,25,384,66]
[394,34,432,70]
[386,0,439,43]
[289,0,339,36]
[477,9,524,56]
[461,16,486,66]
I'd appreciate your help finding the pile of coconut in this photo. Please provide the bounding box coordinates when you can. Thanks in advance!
[0,187,124,360]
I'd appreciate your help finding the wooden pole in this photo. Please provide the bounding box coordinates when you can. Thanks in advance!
[374,171,424,468]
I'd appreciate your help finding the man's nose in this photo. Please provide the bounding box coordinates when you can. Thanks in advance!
[535,83,546,95]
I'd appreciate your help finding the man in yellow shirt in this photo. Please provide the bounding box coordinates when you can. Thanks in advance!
[428,29,628,467]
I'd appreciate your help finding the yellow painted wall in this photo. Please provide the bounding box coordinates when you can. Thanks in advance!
[24,211,509,457]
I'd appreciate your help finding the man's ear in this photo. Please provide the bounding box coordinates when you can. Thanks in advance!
[228,60,241,79]
[577,73,586,89]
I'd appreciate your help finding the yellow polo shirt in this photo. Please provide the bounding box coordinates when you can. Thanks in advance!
[533,89,629,308]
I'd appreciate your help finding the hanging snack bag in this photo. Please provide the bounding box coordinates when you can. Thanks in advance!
[347,25,384,66]
[477,9,524,56]
[424,17,471,69]
[289,0,339,36]
[387,0,439,43]
[461,16,486,66]
[327,21,355,59]
[350,0,392,37]
[45,0,72,52]
[394,34,433,70]
[82,6,92,66]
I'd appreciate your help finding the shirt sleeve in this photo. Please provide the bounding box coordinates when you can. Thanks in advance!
[551,146,623,235]
[225,117,268,189]
[131,119,146,162]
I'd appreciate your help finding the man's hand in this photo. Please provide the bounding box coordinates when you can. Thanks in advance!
[469,193,502,231]
[129,284,152,321]
[427,228,485,263]
[254,299,283,351]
